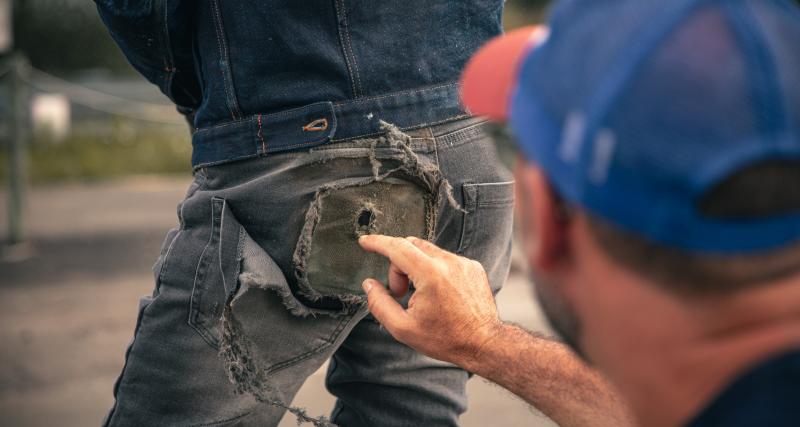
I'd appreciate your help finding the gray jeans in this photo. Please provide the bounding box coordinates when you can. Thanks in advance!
[104,118,514,427]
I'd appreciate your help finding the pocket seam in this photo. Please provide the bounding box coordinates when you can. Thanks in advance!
[184,410,254,427]
[457,181,515,254]
[189,197,225,349]
[457,181,476,254]
[153,228,181,293]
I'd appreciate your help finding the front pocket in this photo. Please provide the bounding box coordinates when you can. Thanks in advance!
[188,197,362,373]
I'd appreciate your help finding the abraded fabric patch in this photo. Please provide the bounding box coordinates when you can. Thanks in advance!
[303,178,433,297]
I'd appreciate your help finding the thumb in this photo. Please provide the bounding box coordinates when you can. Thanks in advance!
[362,278,412,336]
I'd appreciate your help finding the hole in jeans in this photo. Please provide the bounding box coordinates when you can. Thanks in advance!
[354,206,378,237]
[293,121,464,304]
[294,178,434,299]
[357,209,373,227]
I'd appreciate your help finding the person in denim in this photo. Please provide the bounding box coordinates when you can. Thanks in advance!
[96,1,513,426]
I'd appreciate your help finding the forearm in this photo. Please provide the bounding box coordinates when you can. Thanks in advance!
[461,323,635,427]
[358,235,635,426]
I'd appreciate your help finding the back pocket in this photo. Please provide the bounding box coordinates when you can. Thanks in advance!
[458,181,515,291]
[188,197,360,375]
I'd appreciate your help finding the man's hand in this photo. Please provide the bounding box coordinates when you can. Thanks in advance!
[359,235,635,427]
[358,235,501,368]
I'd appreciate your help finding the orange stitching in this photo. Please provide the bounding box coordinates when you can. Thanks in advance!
[257,114,266,152]
[302,118,329,132]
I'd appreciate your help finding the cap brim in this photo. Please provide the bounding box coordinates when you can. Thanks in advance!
[460,26,548,121]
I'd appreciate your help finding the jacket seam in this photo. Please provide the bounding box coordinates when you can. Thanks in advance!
[340,1,363,96]
[158,0,175,73]
[334,0,363,98]
[210,0,243,120]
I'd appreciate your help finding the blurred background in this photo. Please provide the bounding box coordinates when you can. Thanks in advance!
[0,1,556,426]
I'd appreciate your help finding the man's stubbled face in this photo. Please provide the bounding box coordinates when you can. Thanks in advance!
[530,270,589,362]
[513,160,589,361]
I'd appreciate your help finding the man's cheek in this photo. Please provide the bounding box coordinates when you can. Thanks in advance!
[530,272,588,361]
[513,173,539,259]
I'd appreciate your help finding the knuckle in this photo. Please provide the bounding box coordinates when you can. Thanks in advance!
[429,262,448,279]
[422,239,438,251]
[394,321,415,340]
[392,238,413,252]
[402,238,419,251]
[385,237,400,249]
[470,259,484,271]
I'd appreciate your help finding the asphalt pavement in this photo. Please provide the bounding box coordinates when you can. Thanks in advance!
[0,176,557,427]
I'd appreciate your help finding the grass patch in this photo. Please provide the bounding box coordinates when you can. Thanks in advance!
[0,121,192,183]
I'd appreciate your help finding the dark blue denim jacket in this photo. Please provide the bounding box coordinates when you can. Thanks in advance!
[96,1,504,167]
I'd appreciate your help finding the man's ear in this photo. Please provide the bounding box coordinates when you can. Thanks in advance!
[514,162,571,271]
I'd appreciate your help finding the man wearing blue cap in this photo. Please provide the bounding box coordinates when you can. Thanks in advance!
[360,0,800,426]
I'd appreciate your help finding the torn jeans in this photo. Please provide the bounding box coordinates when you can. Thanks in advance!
[103,118,515,427]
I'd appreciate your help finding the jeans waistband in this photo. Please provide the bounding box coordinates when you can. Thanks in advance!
[190,82,469,168]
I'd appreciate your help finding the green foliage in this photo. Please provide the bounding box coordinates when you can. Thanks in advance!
[12,0,134,75]
[0,122,192,183]
[504,0,551,29]
[512,0,551,10]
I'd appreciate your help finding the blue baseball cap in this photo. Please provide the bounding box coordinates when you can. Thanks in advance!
[461,0,800,254]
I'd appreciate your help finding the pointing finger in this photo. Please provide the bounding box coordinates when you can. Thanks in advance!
[406,236,454,260]
[359,235,435,278]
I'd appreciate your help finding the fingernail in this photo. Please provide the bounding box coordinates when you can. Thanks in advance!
[362,279,374,293]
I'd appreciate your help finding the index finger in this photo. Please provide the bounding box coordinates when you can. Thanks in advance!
[406,236,456,260]
[358,235,436,278]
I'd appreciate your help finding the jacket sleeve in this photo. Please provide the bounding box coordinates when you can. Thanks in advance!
[95,0,201,114]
